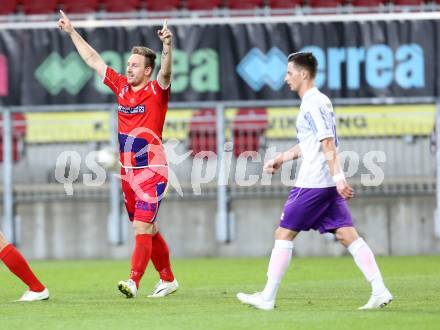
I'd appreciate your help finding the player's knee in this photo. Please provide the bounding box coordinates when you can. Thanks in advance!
[132,220,154,235]
[335,231,346,245]
[274,227,296,241]
[335,229,358,247]
[0,232,9,250]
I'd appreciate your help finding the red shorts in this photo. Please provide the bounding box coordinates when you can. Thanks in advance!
[120,166,168,223]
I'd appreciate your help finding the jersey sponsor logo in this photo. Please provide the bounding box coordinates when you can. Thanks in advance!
[118,105,145,114]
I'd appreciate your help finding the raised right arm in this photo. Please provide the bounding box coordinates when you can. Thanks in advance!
[57,10,106,79]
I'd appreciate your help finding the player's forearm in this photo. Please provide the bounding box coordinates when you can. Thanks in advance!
[281,144,301,163]
[321,138,343,177]
[158,43,172,83]
[69,29,105,74]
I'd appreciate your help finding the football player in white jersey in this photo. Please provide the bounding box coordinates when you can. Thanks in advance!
[236,52,392,311]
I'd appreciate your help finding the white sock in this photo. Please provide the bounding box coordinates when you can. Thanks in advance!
[347,238,386,296]
[261,240,293,301]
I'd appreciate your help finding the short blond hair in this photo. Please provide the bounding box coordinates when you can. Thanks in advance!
[131,46,156,71]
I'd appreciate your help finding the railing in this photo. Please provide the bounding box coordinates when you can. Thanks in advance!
[1,97,439,244]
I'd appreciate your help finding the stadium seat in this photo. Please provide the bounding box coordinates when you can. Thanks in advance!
[309,0,343,8]
[61,0,100,13]
[351,0,385,6]
[22,0,58,15]
[268,0,304,9]
[0,0,19,15]
[145,0,181,11]
[232,108,267,158]
[188,109,217,156]
[392,0,423,4]
[187,0,222,11]
[0,113,27,163]
[227,0,265,10]
[102,0,141,12]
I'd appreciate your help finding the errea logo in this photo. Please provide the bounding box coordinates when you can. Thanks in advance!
[237,44,425,92]
[35,52,92,95]
[237,47,287,92]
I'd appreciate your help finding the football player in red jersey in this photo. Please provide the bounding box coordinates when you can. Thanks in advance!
[58,10,178,298]
[0,231,49,301]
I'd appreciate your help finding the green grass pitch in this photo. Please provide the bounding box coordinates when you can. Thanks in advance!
[1,256,439,329]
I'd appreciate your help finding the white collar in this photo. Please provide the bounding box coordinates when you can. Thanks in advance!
[302,87,319,101]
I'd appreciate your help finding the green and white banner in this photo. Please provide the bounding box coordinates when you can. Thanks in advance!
[0,19,435,105]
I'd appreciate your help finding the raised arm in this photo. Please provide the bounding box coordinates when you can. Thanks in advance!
[57,10,106,79]
[156,20,173,88]
[263,144,302,174]
[321,137,354,200]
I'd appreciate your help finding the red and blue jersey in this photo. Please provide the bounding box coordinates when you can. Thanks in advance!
[103,66,170,168]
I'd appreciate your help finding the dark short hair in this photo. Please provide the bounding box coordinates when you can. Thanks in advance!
[131,46,156,71]
[287,52,318,79]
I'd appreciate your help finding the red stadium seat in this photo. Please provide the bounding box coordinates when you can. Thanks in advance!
[102,0,141,12]
[145,0,180,11]
[61,0,100,13]
[0,113,27,163]
[188,109,217,157]
[187,0,222,11]
[392,0,423,4]
[309,0,343,7]
[232,108,267,158]
[268,0,304,9]
[227,0,264,10]
[0,0,19,15]
[22,0,58,15]
[352,0,385,6]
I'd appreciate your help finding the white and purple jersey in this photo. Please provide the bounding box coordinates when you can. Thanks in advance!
[295,87,338,188]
